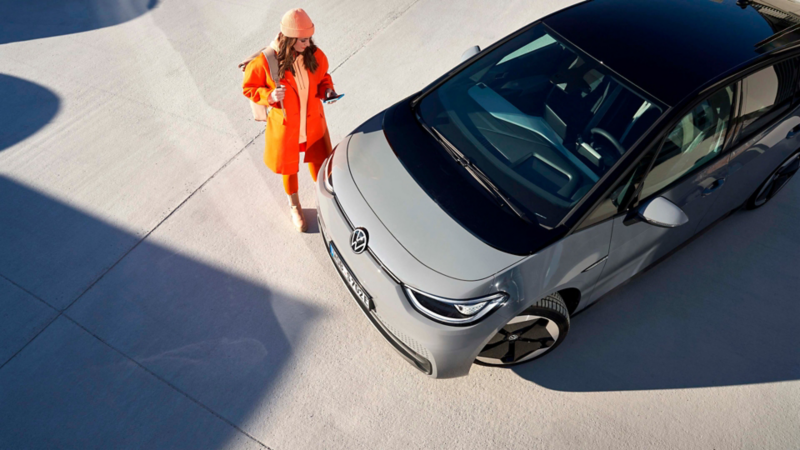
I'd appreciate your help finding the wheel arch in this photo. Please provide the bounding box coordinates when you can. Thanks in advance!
[558,287,581,316]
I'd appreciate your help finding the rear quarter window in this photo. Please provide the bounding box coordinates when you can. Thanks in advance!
[737,57,799,142]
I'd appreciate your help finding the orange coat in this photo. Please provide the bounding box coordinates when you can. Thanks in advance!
[243,48,334,175]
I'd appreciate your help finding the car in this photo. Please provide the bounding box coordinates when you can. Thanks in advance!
[316,0,800,378]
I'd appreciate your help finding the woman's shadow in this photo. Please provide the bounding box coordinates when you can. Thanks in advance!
[512,183,800,391]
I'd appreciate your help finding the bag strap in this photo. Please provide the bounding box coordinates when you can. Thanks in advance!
[261,47,285,115]
[262,48,281,88]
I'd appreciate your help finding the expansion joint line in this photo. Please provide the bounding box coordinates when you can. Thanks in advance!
[0,131,271,448]
[65,316,271,449]
[0,273,59,372]
[330,0,422,74]
[64,129,265,312]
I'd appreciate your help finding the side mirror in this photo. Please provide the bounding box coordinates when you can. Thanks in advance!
[638,197,689,228]
[461,45,481,62]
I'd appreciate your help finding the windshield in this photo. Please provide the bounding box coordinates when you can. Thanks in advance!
[418,24,664,228]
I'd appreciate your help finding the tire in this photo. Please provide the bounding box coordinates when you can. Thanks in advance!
[744,151,800,210]
[475,292,570,367]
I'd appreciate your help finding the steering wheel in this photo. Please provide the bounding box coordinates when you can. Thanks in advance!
[590,127,627,156]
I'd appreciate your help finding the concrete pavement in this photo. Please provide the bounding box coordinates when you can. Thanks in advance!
[1,0,798,448]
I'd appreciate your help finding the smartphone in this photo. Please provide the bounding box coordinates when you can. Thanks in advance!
[323,93,345,104]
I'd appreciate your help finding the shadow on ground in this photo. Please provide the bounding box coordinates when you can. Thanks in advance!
[0,74,60,154]
[0,176,318,448]
[513,185,800,391]
[0,0,158,45]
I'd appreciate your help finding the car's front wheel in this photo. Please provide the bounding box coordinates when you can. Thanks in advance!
[475,292,570,366]
[745,151,800,210]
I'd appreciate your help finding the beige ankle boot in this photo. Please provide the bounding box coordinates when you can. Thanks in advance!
[288,193,307,232]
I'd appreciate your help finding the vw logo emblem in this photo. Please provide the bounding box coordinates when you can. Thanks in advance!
[350,228,368,254]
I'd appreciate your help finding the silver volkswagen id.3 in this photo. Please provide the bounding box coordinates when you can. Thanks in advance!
[317,0,800,377]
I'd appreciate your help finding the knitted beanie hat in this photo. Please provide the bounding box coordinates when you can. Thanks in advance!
[280,9,315,38]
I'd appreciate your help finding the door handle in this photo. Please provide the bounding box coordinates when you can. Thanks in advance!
[787,124,800,139]
[702,178,725,196]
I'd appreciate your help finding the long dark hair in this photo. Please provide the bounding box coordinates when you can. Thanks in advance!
[276,32,319,80]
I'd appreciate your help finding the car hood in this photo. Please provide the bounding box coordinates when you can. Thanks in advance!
[345,115,524,281]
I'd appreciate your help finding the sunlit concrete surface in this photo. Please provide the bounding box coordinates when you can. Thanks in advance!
[1,0,798,449]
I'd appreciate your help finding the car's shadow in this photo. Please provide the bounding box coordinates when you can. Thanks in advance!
[513,181,800,391]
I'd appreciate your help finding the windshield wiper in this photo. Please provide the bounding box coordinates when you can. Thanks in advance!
[429,127,533,224]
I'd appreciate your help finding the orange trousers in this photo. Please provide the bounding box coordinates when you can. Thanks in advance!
[282,143,323,195]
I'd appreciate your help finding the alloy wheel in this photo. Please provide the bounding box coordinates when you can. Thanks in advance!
[476,315,561,365]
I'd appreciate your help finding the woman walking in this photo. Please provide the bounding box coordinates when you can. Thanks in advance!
[242,8,337,232]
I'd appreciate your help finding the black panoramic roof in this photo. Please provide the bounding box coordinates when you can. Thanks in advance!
[544,0,800,106]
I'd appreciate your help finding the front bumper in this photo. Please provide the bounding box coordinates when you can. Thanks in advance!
[322,225,433,374]
[316,145,519,378]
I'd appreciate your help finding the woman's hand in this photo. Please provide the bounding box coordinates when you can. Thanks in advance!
[325,88,337,100]
[270,86,286,103]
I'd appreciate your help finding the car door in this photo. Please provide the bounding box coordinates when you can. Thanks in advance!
[700,57,800,224]
[588,85,737,302]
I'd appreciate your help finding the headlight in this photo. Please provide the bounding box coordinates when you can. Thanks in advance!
[322,152,335,194]
[404,286,508,326]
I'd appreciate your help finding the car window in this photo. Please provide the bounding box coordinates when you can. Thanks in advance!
[417,24,664,229]
[737,58,798,142]
[639,86,734,199]
[497,34,557,65]
[578,149,656,229]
